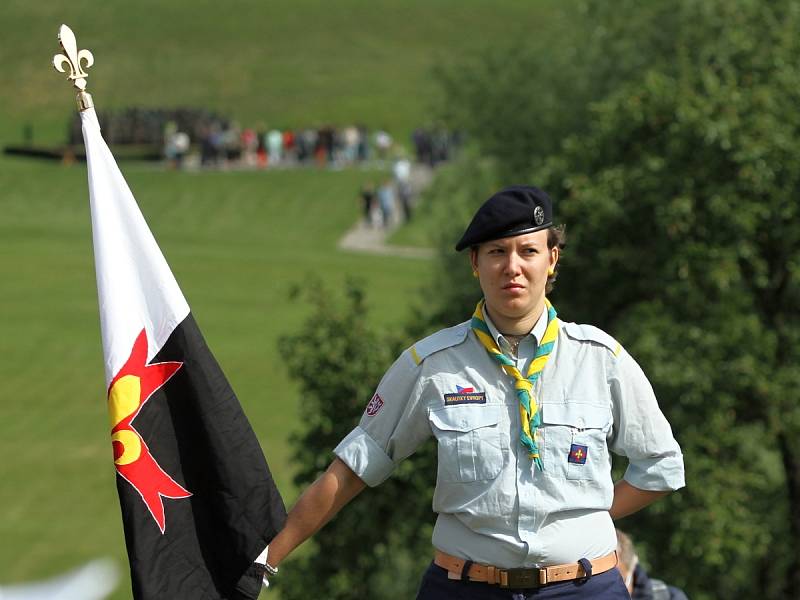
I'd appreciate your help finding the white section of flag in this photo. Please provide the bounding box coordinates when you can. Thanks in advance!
[81,107,189,386]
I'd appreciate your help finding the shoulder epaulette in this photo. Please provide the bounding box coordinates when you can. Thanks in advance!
[561,322,622,357]
[408,321,470,365]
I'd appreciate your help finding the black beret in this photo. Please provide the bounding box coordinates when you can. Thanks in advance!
[455,185,553,251]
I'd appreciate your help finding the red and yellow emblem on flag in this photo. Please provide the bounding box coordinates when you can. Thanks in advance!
[75,92,286,595]
[108,329,191,533]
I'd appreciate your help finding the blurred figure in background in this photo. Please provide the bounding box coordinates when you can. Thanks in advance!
[221,121,241,167]
[342,125,360,164]
[374,128,393,162]
[412,126,433,166]
[359,181,377,227]
[163,121,190,170]
[393,152,413,222]
[240,126,258,167]
[356,124,369,162]
[377,178,396,228]
[298,127,317,163]
[616,529,689,600]
[317,125,335,166]
[163,120,178,166]
[282,128,296,164]
[267,127,283,166]
[256,123,267,168]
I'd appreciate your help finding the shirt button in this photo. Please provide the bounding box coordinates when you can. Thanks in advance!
[461,420,468,428]
[577,417,585,428]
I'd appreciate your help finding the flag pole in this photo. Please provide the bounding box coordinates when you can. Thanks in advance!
[53,24,94,111]
[50,25,287,597]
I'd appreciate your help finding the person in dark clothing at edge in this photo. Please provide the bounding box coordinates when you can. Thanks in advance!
[616,529,689,600]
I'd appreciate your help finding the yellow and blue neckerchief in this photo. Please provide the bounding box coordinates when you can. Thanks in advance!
[471,298,559,470]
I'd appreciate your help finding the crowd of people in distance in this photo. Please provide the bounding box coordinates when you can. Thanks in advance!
[67,107,462,171]
[165,120,461,171]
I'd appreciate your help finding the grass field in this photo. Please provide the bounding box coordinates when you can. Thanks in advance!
[0,154,436,596]
[4,0,552,146]
[0,1,555,596]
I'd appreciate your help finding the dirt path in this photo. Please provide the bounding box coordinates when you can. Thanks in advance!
[337,164,436,259]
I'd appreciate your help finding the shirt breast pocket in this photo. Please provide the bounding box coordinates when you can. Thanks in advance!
[429,405,505,483]
[541,402,611,480]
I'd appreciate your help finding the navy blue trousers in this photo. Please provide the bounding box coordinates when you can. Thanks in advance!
[416,563,630,600]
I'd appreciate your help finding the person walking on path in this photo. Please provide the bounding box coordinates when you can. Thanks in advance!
[359,181,377,227]
[377,178,396,229]
[393,154,413,222]
[261,185,685,599]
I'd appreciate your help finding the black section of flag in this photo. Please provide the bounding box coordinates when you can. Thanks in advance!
[117,313,286,600]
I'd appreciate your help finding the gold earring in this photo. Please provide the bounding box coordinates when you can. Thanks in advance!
[472,270,479,278]
[548,268,555,276]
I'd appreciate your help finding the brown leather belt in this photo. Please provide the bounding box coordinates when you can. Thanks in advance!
[434,550,618,589]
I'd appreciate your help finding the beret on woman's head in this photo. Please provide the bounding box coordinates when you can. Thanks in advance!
[455,185,553,251]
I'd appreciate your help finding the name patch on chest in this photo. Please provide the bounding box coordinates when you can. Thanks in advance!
[568,443,588,465]
[444,386,486,406]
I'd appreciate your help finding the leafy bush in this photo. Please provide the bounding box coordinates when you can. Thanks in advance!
[276,280,437,599]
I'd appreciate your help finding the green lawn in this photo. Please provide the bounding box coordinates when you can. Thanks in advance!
[0,1,556,596]
[0,154,433,596]
[4,0,552,146]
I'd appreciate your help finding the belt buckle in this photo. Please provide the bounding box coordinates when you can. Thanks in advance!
[502,568,542,589]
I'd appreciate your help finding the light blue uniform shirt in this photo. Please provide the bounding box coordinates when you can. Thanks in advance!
[334,307,685,568]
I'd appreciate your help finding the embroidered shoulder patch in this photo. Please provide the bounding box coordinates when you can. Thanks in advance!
[366,393,384,416]
[568,443,588,465]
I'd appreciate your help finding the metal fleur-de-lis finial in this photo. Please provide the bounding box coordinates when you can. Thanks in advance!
[53,24,94,111]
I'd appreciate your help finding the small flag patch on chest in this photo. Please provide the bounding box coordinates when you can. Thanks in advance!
[568,443,588,465]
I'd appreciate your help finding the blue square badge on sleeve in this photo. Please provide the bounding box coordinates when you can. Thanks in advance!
[568,443,588,465]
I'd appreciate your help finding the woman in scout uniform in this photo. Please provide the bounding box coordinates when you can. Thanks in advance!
[262,185,685,599]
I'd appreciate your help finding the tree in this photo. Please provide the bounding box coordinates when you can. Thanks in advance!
[435,1,687,180]
[422,1,800,597]
[538,55,800,597]
[280,1,800,597]
[275,280,437,600]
